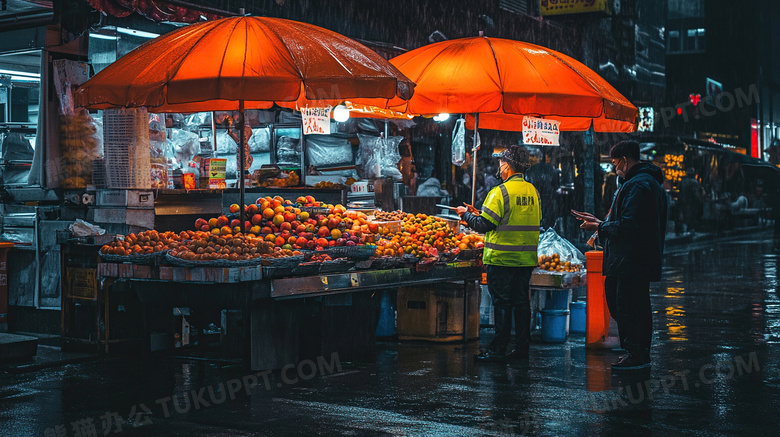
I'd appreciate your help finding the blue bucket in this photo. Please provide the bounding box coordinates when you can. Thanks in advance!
[541,309,570,343]
[375,291,396,337]
[569,301,586,334]
[544,289,571,310]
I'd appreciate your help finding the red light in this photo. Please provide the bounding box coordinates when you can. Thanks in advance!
[676,107,683,115]
[689,93,701,106]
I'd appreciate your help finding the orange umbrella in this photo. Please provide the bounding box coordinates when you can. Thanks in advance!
[360,36,637,203]
[75,16,414,111]
[75,16,415,216]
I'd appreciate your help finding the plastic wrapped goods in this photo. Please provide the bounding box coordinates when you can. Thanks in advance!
[452,118,466,166]
[60,108,102,188]
[356,134,403,180]
[306,135,353,167]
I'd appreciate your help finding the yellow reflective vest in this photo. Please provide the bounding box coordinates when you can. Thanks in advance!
[480,174,541,266]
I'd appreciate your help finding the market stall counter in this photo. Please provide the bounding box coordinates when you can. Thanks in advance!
[91,258,482,371]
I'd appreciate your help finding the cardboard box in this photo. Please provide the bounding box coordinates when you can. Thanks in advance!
[133,264,152,279]
[66,268,97,299]
[159,266,174,281]
[530,272,564,287]
[118,263,134,278]
[98,262,118,278]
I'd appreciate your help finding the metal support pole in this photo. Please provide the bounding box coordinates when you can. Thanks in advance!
[470,113,480,206]
[238,100,245,224]
[583,126,595,216]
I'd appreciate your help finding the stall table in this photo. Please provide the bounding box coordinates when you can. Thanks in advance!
[92,258,482,370]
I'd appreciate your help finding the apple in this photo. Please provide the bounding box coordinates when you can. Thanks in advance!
[331,229,342,239]
[306,240,316,249]
[336,238,345,246]
[316,238,329,247]
[283,212,297,222]
[262,208,275,220]
[296,237,308,247]
[295,225,306,234]
[346,240,356,246]
[247,204,259,215]
[195,218,207,229]
[208,217,219,228]
[280,222,292,232]
[251,214,263,225]
[230,219,241,228]
[328,240,337,247]
[317,226,330,238]
[220,225,232,235]
[261,226,273,235]
[216,215,229,228]
[272,214,285,227]
[229,204,240,214]
[200,224,211,232]
[305,195,315,204]
[244,221,252,231]
[275,236,286,247]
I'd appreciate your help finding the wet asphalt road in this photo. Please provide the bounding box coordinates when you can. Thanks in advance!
[2,233,780,436]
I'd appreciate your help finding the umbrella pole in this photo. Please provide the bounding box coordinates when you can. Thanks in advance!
[471,113,480,206]
[239,100,246,226]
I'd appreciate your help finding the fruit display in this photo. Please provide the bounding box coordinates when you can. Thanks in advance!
[194,195,374,251]
[374,212,483,259]
[60,109,101,189]
[256,170,299,187]
[100,230,184,256]
[537,253,583,272]
[168,231,301,261]
[374,210,407,221]
[311,181,343,189]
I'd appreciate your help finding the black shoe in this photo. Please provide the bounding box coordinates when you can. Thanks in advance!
[611,353,651,371]
[475,349,507,363]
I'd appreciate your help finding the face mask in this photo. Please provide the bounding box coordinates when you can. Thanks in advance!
[495,167,503,180]
[615,158,626,178]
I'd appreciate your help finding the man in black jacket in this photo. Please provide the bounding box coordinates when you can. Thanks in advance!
[573,141,667,371]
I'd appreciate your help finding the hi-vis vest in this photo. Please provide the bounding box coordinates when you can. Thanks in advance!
[480,174,541,266]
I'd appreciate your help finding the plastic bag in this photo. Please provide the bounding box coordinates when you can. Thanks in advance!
[69,219,105,237]
[248,127,271,153]
[536,228,586,268]
[356,134,403,180]
[452,118,466,166]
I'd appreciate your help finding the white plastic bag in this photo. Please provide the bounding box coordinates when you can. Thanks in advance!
[452,118,466,166]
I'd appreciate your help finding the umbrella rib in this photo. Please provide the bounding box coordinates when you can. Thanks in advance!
[484,37,505,113]
[543,50,610,118]
[263,21,306,82]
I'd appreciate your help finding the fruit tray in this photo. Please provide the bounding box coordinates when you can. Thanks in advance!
[316,245,377,261]
[100,250,166,266]
[163,252,264,267]
[316,259,355,274]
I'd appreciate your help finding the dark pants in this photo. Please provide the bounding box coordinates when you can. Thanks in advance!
[486,265,534,353]
[604,275,652,360]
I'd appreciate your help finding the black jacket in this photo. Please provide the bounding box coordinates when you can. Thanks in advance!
[598,162,668,281]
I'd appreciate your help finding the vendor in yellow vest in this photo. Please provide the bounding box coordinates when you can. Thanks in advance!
[457,145,541,362]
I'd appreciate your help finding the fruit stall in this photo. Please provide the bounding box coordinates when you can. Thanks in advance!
[65,195,485,370]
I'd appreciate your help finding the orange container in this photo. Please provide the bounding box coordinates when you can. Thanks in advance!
[585,250,610,347]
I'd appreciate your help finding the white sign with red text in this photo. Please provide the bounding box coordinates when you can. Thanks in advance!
[302,107,332,135]
[522,116,560,146]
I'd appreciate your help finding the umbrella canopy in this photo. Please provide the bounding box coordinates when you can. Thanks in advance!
[75,16,415,112]
[379,36,636,133]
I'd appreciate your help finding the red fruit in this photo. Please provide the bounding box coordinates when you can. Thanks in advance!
[295,225,307,234]
[328,240,337,247]
[229,204,240,214]
[317,226,330,238]
[280,230,291,240]
[316,238,329,247]
[280,222,292,232]
[195,218,207,229]
[296,237,308,247]
[274,236,286,247]
[244,221,252,231]
[247,204,259,215]
[305,195,315,204]
[230,219,241,228]
[200,224,211,232]
[261,226,273,234]
[296,196,307,204]
[287,235,298,245]
[216,215,229,227]
[251,214,263,225]
[283,212,297,222]
[346,240,356,246]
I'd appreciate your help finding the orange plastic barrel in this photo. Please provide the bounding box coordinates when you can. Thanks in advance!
[585,250,610,347]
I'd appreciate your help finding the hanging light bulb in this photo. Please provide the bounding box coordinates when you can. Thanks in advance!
[433,113,450,122]
[333,105,350,122]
